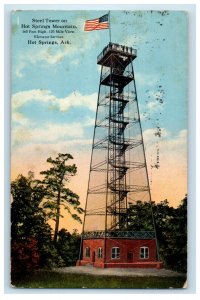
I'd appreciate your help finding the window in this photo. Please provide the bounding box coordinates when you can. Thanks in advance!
[111,247,120,259]
[85,247,90,257]
[97,247,103,259]
[140,247,149,259]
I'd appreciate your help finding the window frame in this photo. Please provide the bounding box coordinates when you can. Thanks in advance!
[97,247,103,259]
[85,247,90,258]
[140,246,149,259]
[111,247,120,259]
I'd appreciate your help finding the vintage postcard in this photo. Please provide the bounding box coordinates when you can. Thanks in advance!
[11,9,187,289]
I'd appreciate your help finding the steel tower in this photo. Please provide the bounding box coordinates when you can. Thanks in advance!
[77,43,162,268]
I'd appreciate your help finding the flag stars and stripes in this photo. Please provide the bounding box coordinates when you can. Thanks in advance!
[84,14,109,31]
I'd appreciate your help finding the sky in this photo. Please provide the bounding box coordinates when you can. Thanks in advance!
[11,10,188,232]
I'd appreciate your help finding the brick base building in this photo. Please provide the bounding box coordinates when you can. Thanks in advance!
[77,232,163,269]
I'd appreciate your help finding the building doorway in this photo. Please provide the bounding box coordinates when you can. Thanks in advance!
[92,251,96,263]
[127,251,133,262]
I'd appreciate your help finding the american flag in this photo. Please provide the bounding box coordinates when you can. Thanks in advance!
[84,14,109,31]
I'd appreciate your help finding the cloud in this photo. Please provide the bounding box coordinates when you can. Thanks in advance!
[12,121,87,147]
[14,63,25,78]
[58,92,97,112]
[83,117,95,127]
[71,58,80,66]
[135,72,158,87]
[11,89,97,150]
[143,127,169,145]
[146,100,161,111]
[11,90,96,146]
[12,89,98,123]
[159,129,187,153]
[143,128,186,151]
[35,48,66,65]
[12,112,30,126]
[12,89,55,110]
[149,90,165,101]
[13,49,66,76]
[143,128,187,170]
[139,88,165,120]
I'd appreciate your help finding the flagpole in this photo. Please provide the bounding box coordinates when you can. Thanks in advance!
[108,11,111,43]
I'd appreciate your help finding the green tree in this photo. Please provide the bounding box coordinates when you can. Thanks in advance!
[11,172,50,242]
[11,238,40,276]
[126,200,155,231]
[56,228,81,266]
[11,173,53,273]
[125,197,187,272]
[40,153,84,242]
[153,197,187,272]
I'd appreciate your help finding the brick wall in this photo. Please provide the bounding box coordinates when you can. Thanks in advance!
[81,238,157,264]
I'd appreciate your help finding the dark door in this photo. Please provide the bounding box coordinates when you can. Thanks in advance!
[127,251,133,262]
[92,251,95,262]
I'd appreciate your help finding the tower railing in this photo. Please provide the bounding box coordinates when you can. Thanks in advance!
[101,68,133,82]
[82,231,155,239]
[97,42,137,64]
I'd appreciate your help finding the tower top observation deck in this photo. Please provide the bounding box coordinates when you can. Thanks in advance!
[97,42,137,67]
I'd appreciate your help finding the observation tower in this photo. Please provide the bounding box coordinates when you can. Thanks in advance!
[77,42,162,268]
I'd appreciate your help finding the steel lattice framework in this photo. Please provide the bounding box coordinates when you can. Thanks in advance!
[82,43,157,238]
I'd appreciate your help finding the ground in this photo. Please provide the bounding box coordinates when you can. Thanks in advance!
[53,265,185,278]
[12,266,187,289]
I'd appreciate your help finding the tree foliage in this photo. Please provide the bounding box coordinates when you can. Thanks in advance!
[11,173,52,244]
[56,229,81,266]
[39,153,84,242]
[11,153,84,277]
[11,238,40,276]
[11,173,55,274]
[155,196,187,272]
[126,196,187,272]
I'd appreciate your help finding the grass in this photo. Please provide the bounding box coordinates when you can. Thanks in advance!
[11,270,186,289]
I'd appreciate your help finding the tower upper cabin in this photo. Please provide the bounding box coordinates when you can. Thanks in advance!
[97,42,137,68]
